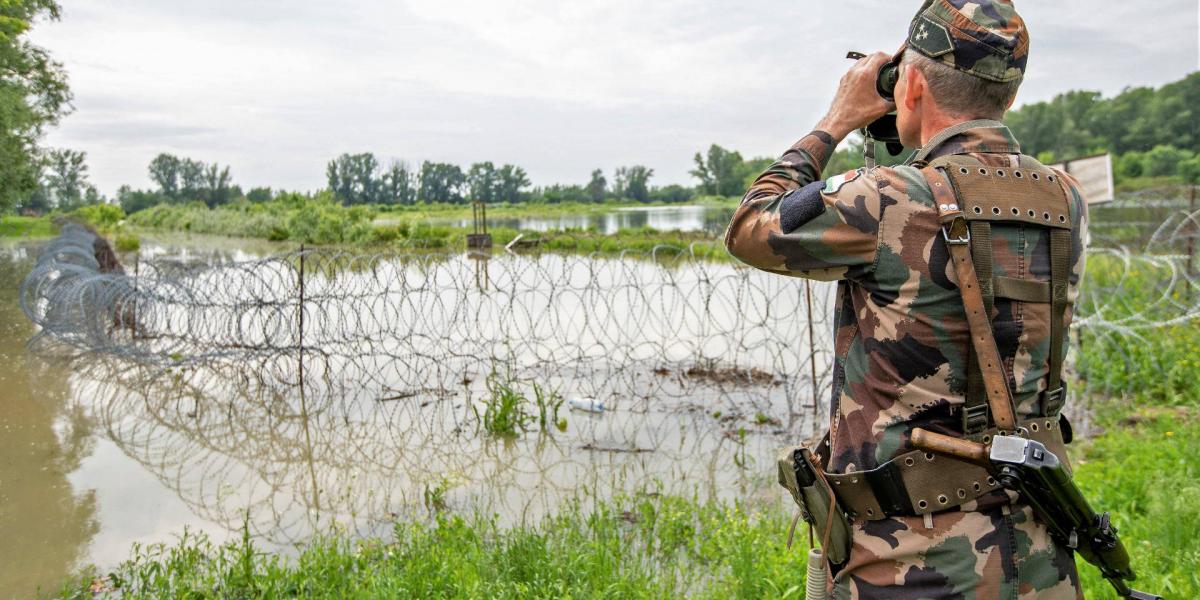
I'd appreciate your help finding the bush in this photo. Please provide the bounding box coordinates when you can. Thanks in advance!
[71,204,125,229]
[114,233,140,252]
[1142,145,1194,178]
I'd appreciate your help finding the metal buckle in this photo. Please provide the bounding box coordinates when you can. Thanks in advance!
[1041,385,1066,416]
[1042,386,1064,407]
[941,218,971,245]
[962,403,989,435]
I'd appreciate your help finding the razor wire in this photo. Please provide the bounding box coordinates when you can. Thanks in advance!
[16,204,1200,547]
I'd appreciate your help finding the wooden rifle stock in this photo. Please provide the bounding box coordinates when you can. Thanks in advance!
[911,428,990,467]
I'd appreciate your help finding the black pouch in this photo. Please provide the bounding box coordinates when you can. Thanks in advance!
[777,442,853,566]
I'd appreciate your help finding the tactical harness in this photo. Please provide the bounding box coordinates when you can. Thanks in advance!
[780,146,1078,536]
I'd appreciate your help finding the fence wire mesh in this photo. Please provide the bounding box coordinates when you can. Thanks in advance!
[17,202,1200,545]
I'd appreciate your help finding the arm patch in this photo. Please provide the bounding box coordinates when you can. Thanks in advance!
[779,181,827,233]
[823,168,864,194]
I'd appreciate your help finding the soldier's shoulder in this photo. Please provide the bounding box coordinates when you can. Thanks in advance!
[869,163,938,209]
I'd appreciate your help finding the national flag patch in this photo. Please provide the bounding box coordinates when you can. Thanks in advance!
[823,169,863,194]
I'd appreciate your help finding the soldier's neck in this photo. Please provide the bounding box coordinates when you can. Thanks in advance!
[919,113,971,148]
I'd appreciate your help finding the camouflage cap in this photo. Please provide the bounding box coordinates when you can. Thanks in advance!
[905,0,1028,83]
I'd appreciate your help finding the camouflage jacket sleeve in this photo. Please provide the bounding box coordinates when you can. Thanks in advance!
[724,131,882,281]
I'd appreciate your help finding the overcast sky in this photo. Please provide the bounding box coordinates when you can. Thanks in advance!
[31,0,1200,196]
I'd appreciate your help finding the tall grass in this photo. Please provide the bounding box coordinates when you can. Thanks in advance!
[55,410,1199,599]
[0,215,54,238]
[59,495,808,599]
[474,373,565,437]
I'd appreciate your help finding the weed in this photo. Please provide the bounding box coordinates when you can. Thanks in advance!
[114,233,140,252]
[476,372,533,437]
[531,381,564,433]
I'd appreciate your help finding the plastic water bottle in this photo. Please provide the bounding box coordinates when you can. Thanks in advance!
[567,397,605,413]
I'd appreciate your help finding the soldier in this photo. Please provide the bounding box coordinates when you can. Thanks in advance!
[725,1,1087,598]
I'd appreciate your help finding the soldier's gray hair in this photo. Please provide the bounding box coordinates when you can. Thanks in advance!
[903,51,1021,119]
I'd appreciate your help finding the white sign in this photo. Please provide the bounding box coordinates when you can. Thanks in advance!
[1049,153,1114,205]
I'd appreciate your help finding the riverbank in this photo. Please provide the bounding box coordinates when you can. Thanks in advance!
[0,215,54,238]
[54,405,1197,599]
[4,198,740,259]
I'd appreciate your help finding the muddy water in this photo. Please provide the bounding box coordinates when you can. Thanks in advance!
[1,235,832,597]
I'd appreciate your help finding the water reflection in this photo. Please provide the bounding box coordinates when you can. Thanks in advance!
[71,353,807,548]
[0,243,97,597]
[419,204,736,235]
[13,234,839,585]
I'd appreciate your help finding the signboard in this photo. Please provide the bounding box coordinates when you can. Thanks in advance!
[1049,153,1114,205]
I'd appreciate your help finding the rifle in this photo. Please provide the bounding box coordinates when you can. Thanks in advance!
[912,428,1161,600]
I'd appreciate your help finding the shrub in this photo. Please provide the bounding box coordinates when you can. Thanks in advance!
[114,233,140,252]
[72,204,126,229]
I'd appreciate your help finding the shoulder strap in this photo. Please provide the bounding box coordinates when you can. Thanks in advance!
[924,167,1020,432]
[907,119,1006,166]
[1043,171,1076,416]
[920,155,993,434]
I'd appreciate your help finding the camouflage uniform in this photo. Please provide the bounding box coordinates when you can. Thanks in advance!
[725,2,1088,597]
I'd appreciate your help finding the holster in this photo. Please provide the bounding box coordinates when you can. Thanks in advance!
[777,440,852,566]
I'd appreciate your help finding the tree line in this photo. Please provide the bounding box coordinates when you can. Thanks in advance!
[3,1,1196,221]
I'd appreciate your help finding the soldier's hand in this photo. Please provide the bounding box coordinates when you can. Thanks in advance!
[817,52,896,142]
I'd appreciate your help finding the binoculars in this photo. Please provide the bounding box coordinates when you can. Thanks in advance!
[847,51,904,155]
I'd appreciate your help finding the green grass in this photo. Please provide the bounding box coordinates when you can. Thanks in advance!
[122,196,739,258]
[48,195,1200,598]
[54,412,1199,599]
[1073,408,1200,599]
[474,374,566,437]
[59,496,809,599]
[0,215,54,238]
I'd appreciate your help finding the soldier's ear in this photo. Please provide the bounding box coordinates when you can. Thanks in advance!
[902,64,924,111]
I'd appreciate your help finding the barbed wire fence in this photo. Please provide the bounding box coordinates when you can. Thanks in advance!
[17,200,1200,546]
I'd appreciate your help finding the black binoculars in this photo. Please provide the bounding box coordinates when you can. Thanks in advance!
[847,51,903,154]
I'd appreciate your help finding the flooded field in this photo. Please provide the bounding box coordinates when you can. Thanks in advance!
[404,204,736,235]
[1,233,833,597]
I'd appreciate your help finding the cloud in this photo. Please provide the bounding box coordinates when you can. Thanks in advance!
[30,0,1199,196]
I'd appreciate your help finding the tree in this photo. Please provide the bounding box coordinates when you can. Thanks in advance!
[0,0,71,213]
[382,161,415,205]
[42,148,89,210]
[418,161,465,204]
[201,163,233,207]
[148,154,182,199]
[1142,145,1194,178]
[1179,156,1200,185]
[326,152,381,205]
[467,161,498,203]
[690,145,745,196]
[586,169,607,202]
[495,164,530,203]
[534,184,589,204]
[178,158,205,201]
[650,184,694,203]
[614,166,653,202]
[117,185,167,214]
[1006,72,1200,161]
[246,187,273,203]
[147,153,237,205]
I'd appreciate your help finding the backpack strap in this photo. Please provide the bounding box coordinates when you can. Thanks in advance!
[1044,173,1075,416]
[925,166,1020,432]
[925,155,995,435]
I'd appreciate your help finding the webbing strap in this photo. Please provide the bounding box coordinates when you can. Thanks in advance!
[961,221,995,435]
[907,119,1006,166]
[994,277,1051,302]
[1045,228,1071,416]
[926,168,1019,432]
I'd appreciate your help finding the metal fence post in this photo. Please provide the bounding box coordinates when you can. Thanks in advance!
[805,280,819,411]
[298,244,305,383]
